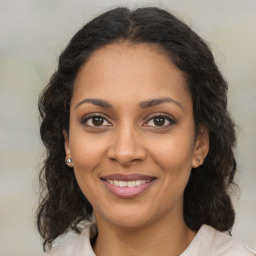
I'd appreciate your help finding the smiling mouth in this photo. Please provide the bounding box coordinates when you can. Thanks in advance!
[105,179,151,188]
[100,174,157,198]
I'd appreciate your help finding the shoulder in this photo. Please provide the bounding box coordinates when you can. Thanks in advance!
[182,225,256,256]
[42,223,96,256]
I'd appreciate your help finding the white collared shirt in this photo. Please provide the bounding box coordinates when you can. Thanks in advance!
[43,223,256,256]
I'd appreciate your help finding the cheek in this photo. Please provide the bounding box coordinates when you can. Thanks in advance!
[149,132,195,172]
[152,135,194,204]
[70,133,107,171]
[69,134,107,199]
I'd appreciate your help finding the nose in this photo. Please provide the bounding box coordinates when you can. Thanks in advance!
[107,125,147,166]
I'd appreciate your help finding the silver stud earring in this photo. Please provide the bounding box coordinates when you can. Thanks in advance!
[65,158,72,164]
[196,159,200,164]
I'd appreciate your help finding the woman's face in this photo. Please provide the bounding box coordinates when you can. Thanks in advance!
[64,42,208,229]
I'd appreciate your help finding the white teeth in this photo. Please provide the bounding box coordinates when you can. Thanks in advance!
[135,180,142,186]
[128,181,136,188]
[106,179,151,188]
[119,181,127,187]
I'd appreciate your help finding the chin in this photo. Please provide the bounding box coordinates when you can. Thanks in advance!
[109,216,151,229]
[95,204,155,229]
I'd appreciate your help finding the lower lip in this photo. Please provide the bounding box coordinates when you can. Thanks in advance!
[102,180,156,199]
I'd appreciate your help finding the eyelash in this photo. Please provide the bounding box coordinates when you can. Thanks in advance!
[144,114,175,128]
[80,113,111,128]
[80,113,175,128]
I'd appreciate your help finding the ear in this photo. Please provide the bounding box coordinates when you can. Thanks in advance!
[192,125,209,168]
[63,130,73,168]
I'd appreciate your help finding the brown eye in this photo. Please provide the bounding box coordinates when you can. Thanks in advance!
[92,117,104,126]
[144,115,175,128]
[81,114,111,127]
[153,117,165,126]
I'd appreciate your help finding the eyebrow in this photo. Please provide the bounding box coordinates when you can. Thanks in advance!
[75,97,183,111]
[139,97,183,110]
[75,98,113,109]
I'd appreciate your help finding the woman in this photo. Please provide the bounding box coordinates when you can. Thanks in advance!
[37,6,255,256]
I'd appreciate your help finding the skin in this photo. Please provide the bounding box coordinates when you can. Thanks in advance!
[64,42,209,256]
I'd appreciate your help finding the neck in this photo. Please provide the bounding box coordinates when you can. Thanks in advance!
[93,214,196,256]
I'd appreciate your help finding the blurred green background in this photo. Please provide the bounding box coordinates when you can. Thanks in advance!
[0,0,255,255]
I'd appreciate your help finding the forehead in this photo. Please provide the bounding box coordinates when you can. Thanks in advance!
[78,42,177,77]
[72,42,190,107]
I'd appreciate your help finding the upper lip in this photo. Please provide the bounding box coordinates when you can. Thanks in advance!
[100,173,157,181]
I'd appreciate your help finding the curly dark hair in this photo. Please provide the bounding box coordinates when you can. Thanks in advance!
[37,6,237,250]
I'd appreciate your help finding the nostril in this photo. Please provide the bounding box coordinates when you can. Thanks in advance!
[106,132,147,165]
